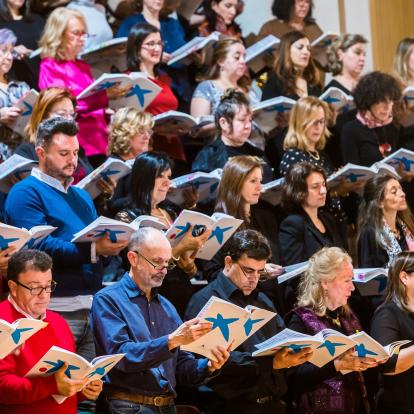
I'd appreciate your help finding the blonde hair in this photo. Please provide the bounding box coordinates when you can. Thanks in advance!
[283,96,331,151]
[108,107,154,157]
[297,247,352,316]
[39,8,86,60]
[394,37,414,85]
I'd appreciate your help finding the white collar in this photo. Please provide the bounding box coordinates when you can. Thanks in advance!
[31,167,74,193]
[8,294,46,321]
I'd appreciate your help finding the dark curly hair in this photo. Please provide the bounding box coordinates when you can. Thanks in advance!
[353,71,402,111]
[202,0,242,34]
[225,229,271,262]
[272,0,316,25]
[281,161,326,214]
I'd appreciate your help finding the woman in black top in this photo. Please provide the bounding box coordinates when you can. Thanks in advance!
[262,30,322,101]
[371,251,414,414]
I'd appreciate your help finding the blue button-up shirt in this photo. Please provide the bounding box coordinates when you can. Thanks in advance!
[90,273,211,396]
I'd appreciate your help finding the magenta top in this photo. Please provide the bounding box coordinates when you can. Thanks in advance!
[39,58,109,157]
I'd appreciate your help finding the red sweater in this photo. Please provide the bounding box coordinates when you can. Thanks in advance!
[0,300,78,414]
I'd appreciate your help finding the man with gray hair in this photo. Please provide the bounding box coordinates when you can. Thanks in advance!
[91,227,229,413]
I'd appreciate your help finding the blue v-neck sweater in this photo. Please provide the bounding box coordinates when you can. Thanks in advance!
[5,176,102,296]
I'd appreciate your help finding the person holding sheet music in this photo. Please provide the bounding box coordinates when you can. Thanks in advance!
[38,8,127,167]
[185,230,313,414]
[192,89,274,182]
[115,151,209,316]
[5,118,128,363]
[357,173,414,269]
[261,30,322,101]
[0,0,44,89]
[0,28,30,160]
[287,247,381,414]
[371,252,414,414]
[127,22,189,172]
[0,249,103,414]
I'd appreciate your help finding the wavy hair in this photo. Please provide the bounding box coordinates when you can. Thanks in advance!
[39,8,86,60]
[394,37,414,85]
[272,0,316,25]
[284,96,330,151]
[297,247,352,316]
[215,155,264,225]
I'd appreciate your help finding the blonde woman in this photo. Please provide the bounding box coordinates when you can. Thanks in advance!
[394,37,414,88]
[109,108,154,161]
[38,7,125,167]
[287,247,380,413]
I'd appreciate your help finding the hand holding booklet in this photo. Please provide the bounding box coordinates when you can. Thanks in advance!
[8,89,39,137]
[0,318,48,359]
[26,346,124,403]
[0,154,38,193]
[182,296,276,361]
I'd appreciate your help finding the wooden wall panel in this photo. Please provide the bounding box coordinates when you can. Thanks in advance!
[370,0,414,73]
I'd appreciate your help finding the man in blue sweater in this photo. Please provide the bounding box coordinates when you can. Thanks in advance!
[5,117,127,361]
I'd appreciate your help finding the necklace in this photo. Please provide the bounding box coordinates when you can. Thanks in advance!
[307,150,320,160]
[152,207,171,227]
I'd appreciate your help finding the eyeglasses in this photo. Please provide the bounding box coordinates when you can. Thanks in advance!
[137,128,153,137]
[311,118,326,127]
[237,263,269,281]
[0,47,16,58]
[49,110,77,120]
[67,30,92,40]
[141,41,164,50]
[13,279,57,296]
[135,250,176,271]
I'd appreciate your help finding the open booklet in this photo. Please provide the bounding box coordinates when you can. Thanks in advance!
[260,177,284,206]
[327,162,400,188]
[401,86,414,127]
[277,261,309,284]
[167,31,221,66]
[0,154,38,193]
[153,110,215,137]
[8,89,39,137]
[0,222,56,252]
[319,87,354,113]
[245,34,280,74]
[353,268,388,296]
[165,210,243,260]
[380,147,414,173]
[182,296,276,361]
[0,318,48,359]
[252,96,296,133]
[26,345,125,404]
[78,37,128,78]
[71,215,168,243]
[77,72,161,110]
[75,157,133,199]
[167,169,222,206]
[311,31,339,68]
[253,327,356,368]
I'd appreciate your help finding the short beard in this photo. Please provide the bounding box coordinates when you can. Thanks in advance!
[43,159,75,186]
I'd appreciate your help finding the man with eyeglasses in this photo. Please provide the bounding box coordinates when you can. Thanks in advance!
[0,249,103,414]
[90,227,229,414]
[185,229,313,414]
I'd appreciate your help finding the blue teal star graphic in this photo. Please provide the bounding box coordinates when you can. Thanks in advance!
[11,327,33,344]
[317,340,346,356]
[243,317,265,336]
[174,222,191,239]
[205,313,239,341]
[93,228,126,243]
[0,235,19,250]
[208,225,233,245]
[285,343,312,353]
[94,81,118,92]
[44,359,81,378]
[87,361,114,378]
[100,168,120,181]
[126,84,152,107]
[21,101,33,117]
[377,276,387,293]
[390,157,414,172]
[355,343,378,358]
[323,96,341,105]
[344,173,366,183]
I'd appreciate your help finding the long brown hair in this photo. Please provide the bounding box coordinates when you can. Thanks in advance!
[215,156,263,224]
[273,30,320,97]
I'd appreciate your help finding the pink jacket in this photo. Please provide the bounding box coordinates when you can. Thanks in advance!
[39,58,109,157]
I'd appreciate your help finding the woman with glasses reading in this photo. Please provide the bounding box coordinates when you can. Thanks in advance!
[38,8,126,167]
[115,151,210,317]
[371,251,414,414]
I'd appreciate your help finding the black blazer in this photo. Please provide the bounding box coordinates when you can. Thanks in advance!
[279,210,347,266]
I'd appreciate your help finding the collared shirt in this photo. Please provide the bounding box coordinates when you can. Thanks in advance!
[90,272,211,397]
[185,272,287,403]
[31,168,74,194]
[7,295,46,321]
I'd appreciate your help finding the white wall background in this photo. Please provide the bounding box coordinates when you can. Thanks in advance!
[237,0,373,72]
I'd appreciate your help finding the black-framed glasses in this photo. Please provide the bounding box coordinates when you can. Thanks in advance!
[135,251,176,271]
[13,280,57,296]
[237,263,269,281]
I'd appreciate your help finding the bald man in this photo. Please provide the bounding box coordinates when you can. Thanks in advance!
[90,228,229,414]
